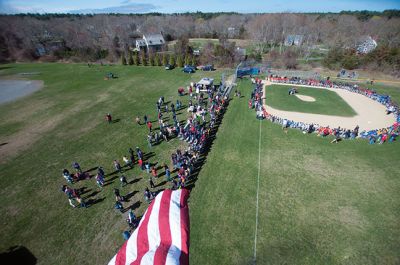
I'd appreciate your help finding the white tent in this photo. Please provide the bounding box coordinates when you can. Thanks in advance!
[197,78,214,86]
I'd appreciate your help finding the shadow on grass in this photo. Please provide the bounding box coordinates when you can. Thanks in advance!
[155,180,167,188]
[82,190,100,200]
[83,167,98,173]
[128,177,142,185]
[124,190,139,201]
[143,151,156,161]
[123,200,141,212]
[0,245,36,265]
[0,66,13,71]
[86,197,106,207]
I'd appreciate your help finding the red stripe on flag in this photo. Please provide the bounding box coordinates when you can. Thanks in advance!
[179,189,190,265]
[115,240,128,265]
[131,199,156,265]
[153,190,173,264]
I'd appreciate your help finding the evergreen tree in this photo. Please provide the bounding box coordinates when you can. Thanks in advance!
[154,53,161,66]
[128,52,134,65]
[133,52,140,66]
[121,54,127,65]
[140,51,147,66]
[191,56,197,66]
[148,53,154,66]
[169,54,175,66]
[176,55,184,67]
[184,55,190,66]
[162,54,168,66]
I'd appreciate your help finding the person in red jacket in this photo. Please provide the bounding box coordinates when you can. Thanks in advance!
[147,121,152,132]
[105,113,112,123]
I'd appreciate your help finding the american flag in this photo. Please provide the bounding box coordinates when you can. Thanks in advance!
[109,189,190,265]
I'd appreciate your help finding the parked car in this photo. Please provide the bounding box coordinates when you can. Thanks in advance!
[201,64,215,71]
[165,64,175,70]
[183,65,196,73]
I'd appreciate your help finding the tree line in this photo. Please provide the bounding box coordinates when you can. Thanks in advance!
[0,11,399,74]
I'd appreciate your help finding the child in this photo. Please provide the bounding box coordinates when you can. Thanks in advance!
[114,160,123,173]
[138,158,144,171]
[97,166,105,177]
[62,169,74,184]
[164,165,171,181]
[114,200,124,213]
[144,187,154,203]
[123,156,133,169]
[62,185,77,208]
[106,113,112,123]
[120,175,128,187]
[72,162,82,173]
[96,173,104,188]
[151,166,158,178]
[145,162,150,174]
[149,176,155,188]
[114,188,123,202]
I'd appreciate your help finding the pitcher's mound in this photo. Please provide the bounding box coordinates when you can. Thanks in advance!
[295,94,316,102]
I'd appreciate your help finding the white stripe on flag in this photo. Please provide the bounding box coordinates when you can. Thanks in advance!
[140,191,163,265]
[109,255,116,265]
[166,189,182,264]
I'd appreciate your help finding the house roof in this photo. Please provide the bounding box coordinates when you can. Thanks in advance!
[144,34,165,46]
[136,39,146,46]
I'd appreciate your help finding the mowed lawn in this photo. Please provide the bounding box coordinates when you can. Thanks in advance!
[0,63,223,264]
[265,84,357,117]
[189,78,400,264]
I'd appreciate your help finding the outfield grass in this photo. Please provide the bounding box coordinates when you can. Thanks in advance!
[0,63,223,264]
[190,78,400,264]
[265,84,357,117]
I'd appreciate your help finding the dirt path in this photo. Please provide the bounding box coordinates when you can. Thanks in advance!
[263,81,396,132]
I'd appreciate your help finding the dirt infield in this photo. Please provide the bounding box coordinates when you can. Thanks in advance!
[263,81,397,132]
[295,94,316,102]
[0,80,43,104]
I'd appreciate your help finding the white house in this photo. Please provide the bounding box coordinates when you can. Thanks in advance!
[357,36,377,54]
[135,33,165,53]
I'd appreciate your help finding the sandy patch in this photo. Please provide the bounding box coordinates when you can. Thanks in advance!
[263,81,396,132]
[0,80,43,104]
[295,94,316,102]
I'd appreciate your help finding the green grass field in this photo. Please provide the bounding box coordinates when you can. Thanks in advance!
[0,63,223,264]
[265,84,357,116]
[1,65,399,265]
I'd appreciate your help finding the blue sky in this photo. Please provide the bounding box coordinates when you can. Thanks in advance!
[0,0,399,14]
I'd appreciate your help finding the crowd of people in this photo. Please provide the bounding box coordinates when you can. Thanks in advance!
[250,76,400,144]
[60,77,232,241]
